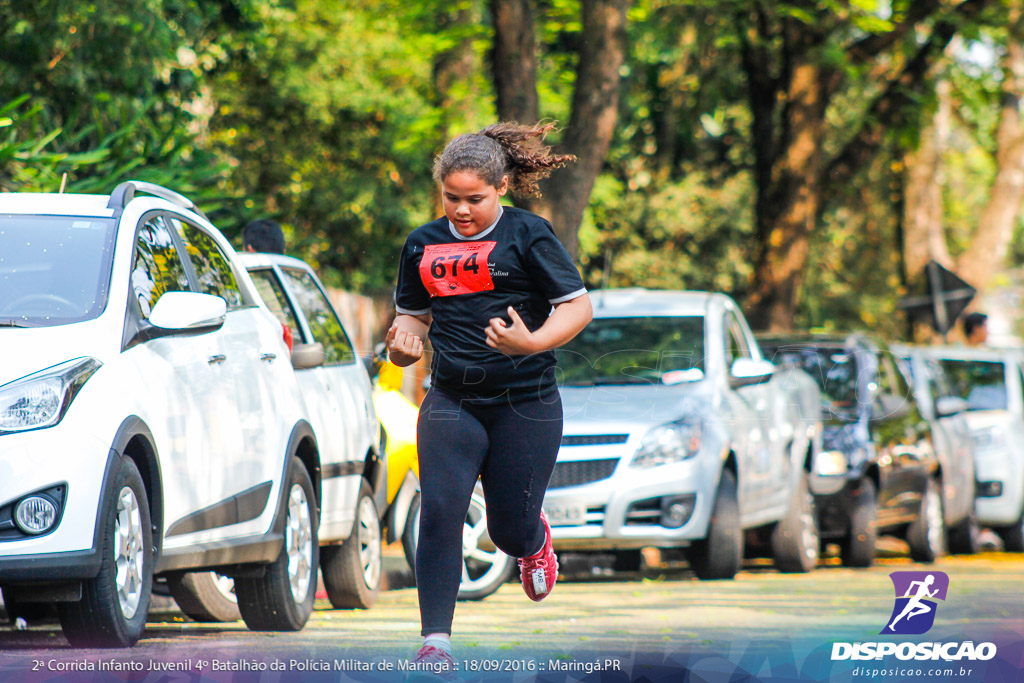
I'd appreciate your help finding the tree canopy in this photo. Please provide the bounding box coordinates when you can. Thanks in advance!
[3,0,1020,336]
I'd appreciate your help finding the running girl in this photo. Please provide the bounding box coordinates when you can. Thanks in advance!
[387,121,593,675]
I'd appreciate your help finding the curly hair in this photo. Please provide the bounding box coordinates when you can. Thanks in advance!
[432,121,577,198]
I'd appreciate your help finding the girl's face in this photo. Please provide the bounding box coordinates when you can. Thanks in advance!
[441,171,508,237]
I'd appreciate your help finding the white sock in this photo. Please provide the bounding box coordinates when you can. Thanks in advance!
[423,633,452,655]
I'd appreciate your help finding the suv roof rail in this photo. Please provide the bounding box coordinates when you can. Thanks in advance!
[107,180,209,220]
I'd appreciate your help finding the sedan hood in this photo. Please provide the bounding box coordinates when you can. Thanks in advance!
[559,383,712,434]
[0,324,110,387]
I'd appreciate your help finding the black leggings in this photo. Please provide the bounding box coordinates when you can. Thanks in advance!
[415,388,563,636]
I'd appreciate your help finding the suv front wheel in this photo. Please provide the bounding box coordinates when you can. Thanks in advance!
[235,457,318,631]
[689,469,742,580]
[58,457,153,647]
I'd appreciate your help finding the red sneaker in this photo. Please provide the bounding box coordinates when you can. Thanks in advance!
[518,511,558,601]
[405,645,462,683]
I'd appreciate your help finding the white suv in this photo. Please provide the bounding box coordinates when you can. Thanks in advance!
[0,182,326,646]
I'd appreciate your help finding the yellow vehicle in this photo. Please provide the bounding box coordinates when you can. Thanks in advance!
[372,357,514,601]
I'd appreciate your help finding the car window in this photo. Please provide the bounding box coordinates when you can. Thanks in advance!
[0,215,116,326]
[725,312,752,366]
[248,268,304,340]
[940,359,1008,411]
[555,316,705,386]
[132,216,190,319]
[279,267,356,364]
[171,218,245,311]
[925,358,954,399]
[770,344,861,412]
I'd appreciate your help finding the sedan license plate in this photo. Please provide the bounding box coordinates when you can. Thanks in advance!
[544,503,586,526]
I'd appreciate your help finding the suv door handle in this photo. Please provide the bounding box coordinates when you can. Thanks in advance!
[207,354,227,366]
[260,353,277,363]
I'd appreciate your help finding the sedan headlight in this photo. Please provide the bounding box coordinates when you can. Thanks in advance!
[630,419,703,469]
[814,450,849,476]
[0,358,102,434]
[971,426,1005,449]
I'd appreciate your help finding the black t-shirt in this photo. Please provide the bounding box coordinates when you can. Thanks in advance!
[394,206,586,403]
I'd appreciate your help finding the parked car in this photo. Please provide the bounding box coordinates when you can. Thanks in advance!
[0,182,328,646]
[892,344,978,554]
[544,289,823,580]
[163,252,387,622]
[926,346,1024,551]
[758,334,945,566]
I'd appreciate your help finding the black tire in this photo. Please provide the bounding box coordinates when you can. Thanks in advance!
[401,491,420,576]
[995,510,1024,552]
[235,457,318,631]
[771,473,820,573]
[57,457,154,647]
[455,493,515,601]
[689,469,742,580]
[322,480,382,609]
[840,478,877,568]
[907,477,945,563]
[947,510,981,555]
[167,572,240,623]
[403,490,513,600]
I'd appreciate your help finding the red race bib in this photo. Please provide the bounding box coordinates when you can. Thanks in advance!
[420,242,496,297]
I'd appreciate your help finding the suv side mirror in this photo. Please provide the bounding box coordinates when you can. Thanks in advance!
[148,292,226,333]
[291,342,325,370]
[935,395,968,417]
[871,392,911,421]
[729,358,775,388]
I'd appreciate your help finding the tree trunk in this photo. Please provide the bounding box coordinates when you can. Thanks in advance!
[745,25,828,331]
[490,0,539,124]
[957,2,1024,292]
[432,7,481,217]
[490,0,627,258]
[903,78,954,279]
[532,0,628,257]
[742,0,988,330]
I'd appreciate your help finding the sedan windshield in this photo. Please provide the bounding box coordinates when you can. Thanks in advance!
[761,345,859,411]
[0,215,116,326]
[554,316,705,386]
[939,359,1007,411]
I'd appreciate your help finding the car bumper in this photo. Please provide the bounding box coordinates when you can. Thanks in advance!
[544,457,716,549]
[0,429,112,583]
[973,446,1024,526]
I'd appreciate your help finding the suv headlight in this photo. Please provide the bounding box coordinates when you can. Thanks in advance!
[971,426,1005,449]
[0,358,102,434]
[630,419,703,469]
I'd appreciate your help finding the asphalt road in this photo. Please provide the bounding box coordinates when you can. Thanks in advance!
[1,547,1022,683]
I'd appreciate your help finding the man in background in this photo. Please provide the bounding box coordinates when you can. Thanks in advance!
[243,218,285,254]
[963,312,988,347]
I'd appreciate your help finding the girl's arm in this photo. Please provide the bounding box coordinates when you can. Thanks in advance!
[485,294,592,356]
[386,312,432,367]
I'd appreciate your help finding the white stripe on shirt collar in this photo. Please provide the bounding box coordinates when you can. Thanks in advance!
[448,205,504,241]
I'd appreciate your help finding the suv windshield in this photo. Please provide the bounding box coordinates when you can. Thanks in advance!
[554,316,705,386]
[0,216,116,327]
[939,359,1007,411]
[762,345,859,412]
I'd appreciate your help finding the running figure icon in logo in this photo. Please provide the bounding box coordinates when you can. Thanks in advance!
[882,571,949,635]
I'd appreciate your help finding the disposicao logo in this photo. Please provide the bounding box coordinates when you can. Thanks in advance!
[881,571,949,635]
[831,570,997,663]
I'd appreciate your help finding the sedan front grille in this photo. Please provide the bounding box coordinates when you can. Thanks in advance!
[561,434,629,447]
[548,459,619,489]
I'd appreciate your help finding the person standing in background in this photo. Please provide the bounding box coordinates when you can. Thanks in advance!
[243,218,286,254]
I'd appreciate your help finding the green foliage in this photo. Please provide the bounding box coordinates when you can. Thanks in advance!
[1,0,1012,340]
